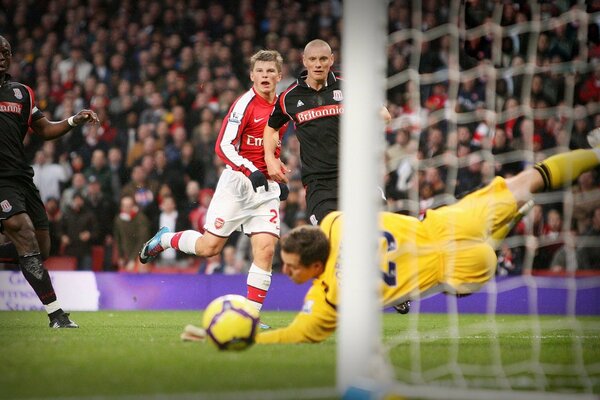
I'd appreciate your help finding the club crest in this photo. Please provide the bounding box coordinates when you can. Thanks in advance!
[1,199,12,213]
[13,88,22,100]
[333,90,343,101]
[214,217,225,229]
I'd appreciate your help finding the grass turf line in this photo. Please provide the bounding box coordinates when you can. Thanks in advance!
[1,311,599,399]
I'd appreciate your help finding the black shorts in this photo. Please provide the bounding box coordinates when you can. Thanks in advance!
[305,178,338,225]
[0,176,49,232]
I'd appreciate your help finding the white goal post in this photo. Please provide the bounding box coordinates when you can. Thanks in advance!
[338,0,390,394]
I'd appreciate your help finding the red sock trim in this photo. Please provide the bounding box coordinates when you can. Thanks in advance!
[247,285,268,304]
[170,232,184,250]
[40,291,57,304]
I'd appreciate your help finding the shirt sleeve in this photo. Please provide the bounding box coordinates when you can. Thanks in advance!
[215,101,256,176]
[267,95,291,131]
[255,283,337,344]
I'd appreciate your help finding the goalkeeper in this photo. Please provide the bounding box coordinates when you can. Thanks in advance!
[254,136,600,344]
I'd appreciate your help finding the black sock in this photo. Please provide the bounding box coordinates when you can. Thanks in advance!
[0,242,19,264]
[19,253,57,305]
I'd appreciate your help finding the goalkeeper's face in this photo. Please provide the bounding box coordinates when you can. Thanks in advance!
[281,251,324,284]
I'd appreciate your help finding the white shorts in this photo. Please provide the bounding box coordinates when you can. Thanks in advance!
[204,169,281,237]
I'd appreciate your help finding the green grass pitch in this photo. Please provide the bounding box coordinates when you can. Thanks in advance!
[1,311,599,399]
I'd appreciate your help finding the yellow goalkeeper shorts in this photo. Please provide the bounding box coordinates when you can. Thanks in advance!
[423,177,518,293]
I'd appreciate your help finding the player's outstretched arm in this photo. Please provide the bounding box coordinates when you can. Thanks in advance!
[31,109,99,140]
[255,289,337,344]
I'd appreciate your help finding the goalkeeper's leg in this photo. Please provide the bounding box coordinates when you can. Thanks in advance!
[487,199,534,249]
[506,145,600,208]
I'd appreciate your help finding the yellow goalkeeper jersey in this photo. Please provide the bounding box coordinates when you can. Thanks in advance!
[256,177,518,344]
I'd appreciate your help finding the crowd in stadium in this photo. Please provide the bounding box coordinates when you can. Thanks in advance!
[0,0,599,273]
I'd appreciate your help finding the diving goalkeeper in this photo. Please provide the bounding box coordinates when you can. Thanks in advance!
[254,134,600,344]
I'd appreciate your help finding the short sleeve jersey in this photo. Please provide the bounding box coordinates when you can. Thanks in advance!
[0,75,44,179]
[267,71,343,184]
[216,87,285,178]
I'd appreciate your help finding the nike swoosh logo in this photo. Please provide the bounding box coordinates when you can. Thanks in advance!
[257,294,266,298]
[254,117,265,123]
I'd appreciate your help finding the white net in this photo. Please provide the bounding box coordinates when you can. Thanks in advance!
[375,0,600,398]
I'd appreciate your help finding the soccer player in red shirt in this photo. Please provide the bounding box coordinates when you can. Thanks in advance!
[140,50,287,325]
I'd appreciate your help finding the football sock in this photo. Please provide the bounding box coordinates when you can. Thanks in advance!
[246,263,272,312]
[0,242,19,264]
[534,149,600,191]
[160,230,202,255]
[19,252,57,305]
[45,301,62,315]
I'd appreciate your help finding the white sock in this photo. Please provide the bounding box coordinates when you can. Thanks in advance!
[160,232,175,249]
[161,230,202,255]
[44,301,61,314]
[246,263,272,312]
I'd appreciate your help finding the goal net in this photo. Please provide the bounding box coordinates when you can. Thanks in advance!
[339,0,600,399]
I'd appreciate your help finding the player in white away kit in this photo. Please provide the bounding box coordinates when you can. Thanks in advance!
[140,50,288,327]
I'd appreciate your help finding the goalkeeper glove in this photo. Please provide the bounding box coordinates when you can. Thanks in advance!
[248,170,268,192]
[278,182,289,201]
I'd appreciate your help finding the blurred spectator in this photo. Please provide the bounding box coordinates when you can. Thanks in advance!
[45,198,63,257]
[497,243,523,276]
[150,149,185,203]
[59,192,98,270]
[139,92,167,126]
[60,172,87,212]
[199,253,224,275]
[492,126,522,176]
[179,142,205,186]
[456,152,484,197]
[32,148,72,203]
[424,167,446,196]
[386,128,415,173]
[575,208,600,270]
[533,208,563,270]
[457,77,485,113]
[154,195,190,266]
[181,180,201,224]
[57,46,93,84]
[84,149,113,199]
[419,126,446,159]
[107,147,128,202]
[222,245,244,275]
[113,195,151,272]
[579,65,600,104]
[572,170,600,234]
[85,176,117,269]
[121,165,160,221]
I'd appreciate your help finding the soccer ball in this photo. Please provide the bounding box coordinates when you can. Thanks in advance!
[202,294,260,351]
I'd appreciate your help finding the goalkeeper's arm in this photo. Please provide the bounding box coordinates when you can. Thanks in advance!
[255,289,337,344]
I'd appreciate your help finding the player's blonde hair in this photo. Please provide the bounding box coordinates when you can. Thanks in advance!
[250,50,283,72]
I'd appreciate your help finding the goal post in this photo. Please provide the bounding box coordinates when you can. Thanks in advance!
[338,0,390,395]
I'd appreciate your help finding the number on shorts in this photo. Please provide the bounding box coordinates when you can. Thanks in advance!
[381,230,397,287]
[269,209,278,224]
